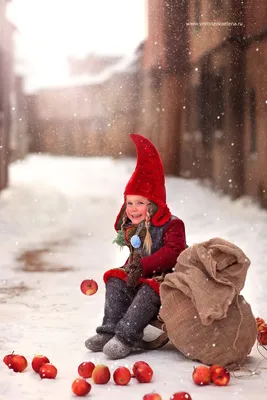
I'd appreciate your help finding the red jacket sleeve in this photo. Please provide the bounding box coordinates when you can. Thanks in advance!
[140,218,186,277]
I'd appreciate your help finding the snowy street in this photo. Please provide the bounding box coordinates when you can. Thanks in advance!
[0,154,266,399]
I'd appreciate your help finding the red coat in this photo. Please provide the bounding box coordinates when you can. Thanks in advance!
[104,218,186,294]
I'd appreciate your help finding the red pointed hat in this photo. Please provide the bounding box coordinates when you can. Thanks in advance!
[114,133,171,230]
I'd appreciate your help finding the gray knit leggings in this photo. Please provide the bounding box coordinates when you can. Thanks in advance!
[96,277,161,345]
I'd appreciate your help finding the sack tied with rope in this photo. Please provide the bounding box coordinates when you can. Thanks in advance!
[160,237,258,370]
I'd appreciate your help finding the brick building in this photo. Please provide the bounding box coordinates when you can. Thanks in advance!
[143,0,267,208]
[0,0,29,192]
[243,0,267,207]
[141,0,189,174]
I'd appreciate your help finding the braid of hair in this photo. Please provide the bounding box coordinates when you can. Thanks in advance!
[144,204,153,254]
[120,211,128,232]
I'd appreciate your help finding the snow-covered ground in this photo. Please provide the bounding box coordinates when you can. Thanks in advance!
[0,154,266,400]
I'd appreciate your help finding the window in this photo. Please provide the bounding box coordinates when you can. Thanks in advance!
[248,88,256,153]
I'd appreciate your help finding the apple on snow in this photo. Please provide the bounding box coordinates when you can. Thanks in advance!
[113,366,131,386]
[192,365,211,386]
[133,361,153,383]
[39,363,58,379]
[132,360,150,377]
[210,365,230,386]
[72,378,91,397]
[78,361,95,379]
[3,354,27,373]
[92,364,111,384]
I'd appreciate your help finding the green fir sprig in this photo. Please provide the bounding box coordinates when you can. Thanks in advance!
[112,230,127,248]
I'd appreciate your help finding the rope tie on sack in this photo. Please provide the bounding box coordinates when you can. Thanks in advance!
[213,280,244,350]
[208,274,244,350]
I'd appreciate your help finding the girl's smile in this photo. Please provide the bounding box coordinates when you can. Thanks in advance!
[125,195,150,224]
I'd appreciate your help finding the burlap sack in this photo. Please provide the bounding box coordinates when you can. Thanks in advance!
[160,238,257,370]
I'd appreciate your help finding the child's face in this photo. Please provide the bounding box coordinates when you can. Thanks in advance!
[125,195,150,225]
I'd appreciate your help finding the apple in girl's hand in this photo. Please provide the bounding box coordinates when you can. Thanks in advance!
[80,279,98,296]
[39,363,57,379]
[132,360,150,377]
[170,393,192,400]
[113,366,131,385]
[192,365,211,386]
[31,355,50,373]
[78,361,95,379]
[135,363,154,383]
[143,393,162,400]
[92,364,110,384]
[72,378,91,396]
[10,355,28,372]
[211,366,230,386]
[3,352,17,368]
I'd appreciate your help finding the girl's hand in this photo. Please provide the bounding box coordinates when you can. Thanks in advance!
[126,262,143,288]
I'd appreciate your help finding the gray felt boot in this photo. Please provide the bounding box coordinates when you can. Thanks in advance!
[85,333,114,352]
[103,335,132,359]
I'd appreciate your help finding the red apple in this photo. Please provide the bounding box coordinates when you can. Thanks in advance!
[39,363,57,379]
[113,366,131,386]
[170,393,192,400]
[135,363,153,383]
[258,326,267,345]
[31,355,50,373]
[132,361,150,377]
[72,378,91,396]
[192,365,211,386]
[92,364,110,384]
[3,352,17,369]
[211,366,230,386]
[10,355,28,372]
[80,279,98,296]
[143,394,162,400]
[78,361,95,379]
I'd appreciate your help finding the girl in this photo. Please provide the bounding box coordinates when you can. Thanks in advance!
[85,133,186,359]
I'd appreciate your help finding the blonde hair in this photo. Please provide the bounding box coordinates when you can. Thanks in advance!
[143,203,153,255]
